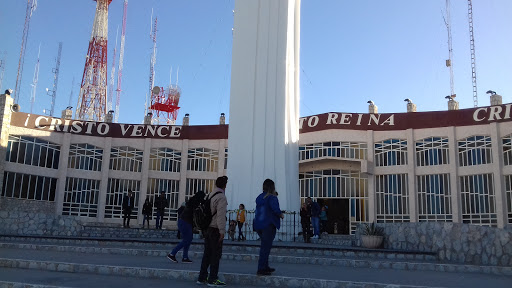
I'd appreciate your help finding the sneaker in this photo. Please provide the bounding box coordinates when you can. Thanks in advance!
[167,254,177,263]
[196,279,208,285]
[207,279,227,286]
[182,258,193,263]
[265,267,275,273]
[257,269,272,276]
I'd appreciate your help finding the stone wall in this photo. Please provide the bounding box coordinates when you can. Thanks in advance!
[356,222,512,267]
[0,210,82,236]
[0,198,55,214]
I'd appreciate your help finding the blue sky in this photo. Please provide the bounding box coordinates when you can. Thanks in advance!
[0,0,510,125]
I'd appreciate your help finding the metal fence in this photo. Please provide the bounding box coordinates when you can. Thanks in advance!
[225,210,300,242]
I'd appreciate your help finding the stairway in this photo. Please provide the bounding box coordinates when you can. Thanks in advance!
[0,228,511,288]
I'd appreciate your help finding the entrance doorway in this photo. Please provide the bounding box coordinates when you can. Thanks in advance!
[318,198,349,235]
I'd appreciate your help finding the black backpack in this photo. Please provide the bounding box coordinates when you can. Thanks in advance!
[193,191,222,230]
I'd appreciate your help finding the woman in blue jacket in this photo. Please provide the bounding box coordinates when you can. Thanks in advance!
[253,179,284,276]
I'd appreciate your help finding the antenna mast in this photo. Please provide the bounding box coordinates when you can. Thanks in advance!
[115,0,128,123]
[0,52,6,93]
[14,0,37,103]
[48,42,62,117]
[76,0,112,121]
[69,77,75,107]
[467,0,478,107]
[30,44,41,114]
[147,15,158,118]
[108,27,119,113]
[444,0,455,98]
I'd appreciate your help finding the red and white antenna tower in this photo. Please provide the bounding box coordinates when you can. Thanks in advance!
[14,0,37,103]
[76,0,112,121]
[149,67,181,125]
[467,0,478,107]
[114,0,128,123]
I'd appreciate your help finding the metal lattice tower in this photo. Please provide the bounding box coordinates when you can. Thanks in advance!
[115,0,128,123]
[468,0,478,107]
[14,0,37,103]
[48,42,62,117]
[146,15,158,117]
[76,0,112,121]
[0,52,6,93]
[108,28,118,113]
[444,0,455,98]
[30,44,41,114]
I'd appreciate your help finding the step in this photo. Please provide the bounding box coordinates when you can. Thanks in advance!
[0,241,510,276]
[0,234,437,262]
[0,247,511,288]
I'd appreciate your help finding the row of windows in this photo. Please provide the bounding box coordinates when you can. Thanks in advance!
[300,170,505,229]
[300,136,506,168]
[1,171,57,201]
[6,136,60,169]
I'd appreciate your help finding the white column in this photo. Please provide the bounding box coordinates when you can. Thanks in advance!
[97,137,112,221]
[227,0,301,212]
[366,130,376,222]
[406,129,417,222]
[137,138,152,224]
[490,122,506,228]
[448,127,460,223]
[178,139,189,206]
[55,133,71,216]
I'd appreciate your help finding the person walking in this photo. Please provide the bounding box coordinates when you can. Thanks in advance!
[236,204,246,241]
[142,196,153,229]
[307,197,321,239]
[197,176,228,286]
[320,205,328,233]
[167,191,205,264]
[253,179,284,276]
[154,191,168,229]
[300,202,311,243]
[122,190,135,228]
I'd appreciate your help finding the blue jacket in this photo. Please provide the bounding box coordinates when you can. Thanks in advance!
[311,202,321,217]
[253,192,282,230]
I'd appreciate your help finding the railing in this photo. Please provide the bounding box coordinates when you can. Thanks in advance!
[225,210,300,242]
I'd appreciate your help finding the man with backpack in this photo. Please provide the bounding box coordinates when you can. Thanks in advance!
[197,176,228,286]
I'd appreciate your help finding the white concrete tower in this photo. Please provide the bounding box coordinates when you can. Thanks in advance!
[227,0,301,213]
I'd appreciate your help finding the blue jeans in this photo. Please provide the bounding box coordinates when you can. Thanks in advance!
[155,210,164,229]
[171,219,193,259]
[312,217,320,236]
[257,225,276,271]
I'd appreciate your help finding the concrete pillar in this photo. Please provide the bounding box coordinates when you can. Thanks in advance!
[55,133,71,216]
[448,126,460,223]
[0,92,14,195]
[177,139,189,206]
[490,122,506,228]
[137,137,152,224]
[143,113,152,125]
[97,137,112,221]
[61,107,73,119]
[448,99,459,111]
[406,129,417,222]
[105,110,114,123]
[227,0,301,212]
[490,94,503,106]
[182,114,189,126]
[368,103,378,114]
[366,130,376,222]
[407,103,417,113]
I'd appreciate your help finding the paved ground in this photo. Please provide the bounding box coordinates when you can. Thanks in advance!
[0,246,511,288]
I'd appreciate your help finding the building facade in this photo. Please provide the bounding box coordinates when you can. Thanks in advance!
[1,94,511,234]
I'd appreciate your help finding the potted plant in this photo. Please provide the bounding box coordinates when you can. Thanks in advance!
[360,222,384,249]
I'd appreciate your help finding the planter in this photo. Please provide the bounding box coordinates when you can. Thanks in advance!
[361,235,383,249]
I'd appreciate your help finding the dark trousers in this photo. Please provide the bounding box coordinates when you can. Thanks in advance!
[301,222,311,243]
[142,214,150,228]
[198,227,223,282]
[171,219,193,259]
[237,221,244,240]
[155,210,164,229]
[257,225,276,271]
[123,209,132,227]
